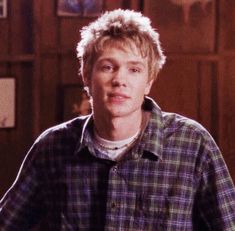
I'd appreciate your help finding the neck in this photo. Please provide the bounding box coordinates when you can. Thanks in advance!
[93,110,143,141]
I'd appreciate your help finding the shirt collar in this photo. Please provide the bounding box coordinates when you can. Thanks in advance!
[140,96,164,160]
[75,114,94,154]
[75,97,164,160]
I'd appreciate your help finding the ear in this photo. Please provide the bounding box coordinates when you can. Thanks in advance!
[144,79,154,95]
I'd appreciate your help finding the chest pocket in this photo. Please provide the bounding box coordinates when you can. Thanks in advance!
[132,194,168,231]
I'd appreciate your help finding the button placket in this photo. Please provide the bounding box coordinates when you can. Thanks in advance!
[108,165,119,211]
[133,153,139,159]
[111,201,117,209]
[112,166,118,172]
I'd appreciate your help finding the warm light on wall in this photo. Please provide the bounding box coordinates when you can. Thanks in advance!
[170,0,213,23]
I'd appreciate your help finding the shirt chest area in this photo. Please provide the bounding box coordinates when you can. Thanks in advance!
[64,150,194,187]
[44,153,197,230]
[48,153,196,209]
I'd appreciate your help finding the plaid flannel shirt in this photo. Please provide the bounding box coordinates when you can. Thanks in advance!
[1,97,235,230]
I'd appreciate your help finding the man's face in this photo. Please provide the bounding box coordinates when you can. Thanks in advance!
[87,45,153,119]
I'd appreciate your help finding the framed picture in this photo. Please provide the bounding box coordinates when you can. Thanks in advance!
[0,78,16,128]
[62,85,91,121]
[0,0,7,18]
[57,0,104,17]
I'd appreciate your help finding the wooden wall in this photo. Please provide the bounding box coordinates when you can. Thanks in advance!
[0,0,235,200]
[0,0,35,196]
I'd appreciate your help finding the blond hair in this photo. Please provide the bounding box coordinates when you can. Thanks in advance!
[77,9,166,83]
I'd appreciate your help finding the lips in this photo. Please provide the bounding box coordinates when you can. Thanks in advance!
[108,92,130,103]
[109,92,129,98]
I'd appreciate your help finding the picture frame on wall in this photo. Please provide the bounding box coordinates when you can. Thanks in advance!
[0,0,7,18]
[62,84,91,122]
[57,0,104,17]
[0,78,16,128]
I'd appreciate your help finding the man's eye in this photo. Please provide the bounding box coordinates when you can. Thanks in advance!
[101,65,114,72]
[130,67,141,73]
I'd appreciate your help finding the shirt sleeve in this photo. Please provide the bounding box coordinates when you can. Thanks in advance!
[0,142,45,230]
[194,136,235,231]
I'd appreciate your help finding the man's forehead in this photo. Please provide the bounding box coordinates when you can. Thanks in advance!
[99,41,145,58]
[100,38,139,52]
[97,46,147,65]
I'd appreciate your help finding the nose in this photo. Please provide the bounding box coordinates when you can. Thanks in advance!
[111,68,127,87]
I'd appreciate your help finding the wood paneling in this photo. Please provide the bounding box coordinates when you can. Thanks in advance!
[41,0,58,50]
[0,64,33,196]
[10,0,33,54]
[61,55,81,85]
[221,0,235,51]
[218,0,235,179]
[0,19,9,55]
[144,0,216,53]
[220,57,235,154]
[0,0,34,197]
[150,60,199,120]
[40,57,59,130]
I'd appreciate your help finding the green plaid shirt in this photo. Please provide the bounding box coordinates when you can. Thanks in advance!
[1,97,235,230]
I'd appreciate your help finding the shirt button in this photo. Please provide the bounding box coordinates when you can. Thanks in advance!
[133,154,139,159]
[111,202,116,208]
[112,166,118,172]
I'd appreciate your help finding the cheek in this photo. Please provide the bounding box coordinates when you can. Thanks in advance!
[90,80,105,97]
[136,82,150,95]
[144,80,154,95]
[144,85,151,95]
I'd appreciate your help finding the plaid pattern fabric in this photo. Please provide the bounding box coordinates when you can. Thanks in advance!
[1,97,235,230]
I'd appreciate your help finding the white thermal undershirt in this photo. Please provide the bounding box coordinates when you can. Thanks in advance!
[94,129,140,161]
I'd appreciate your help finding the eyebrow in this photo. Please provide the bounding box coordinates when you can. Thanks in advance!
[96,57,146,68]
[127,61,146,67]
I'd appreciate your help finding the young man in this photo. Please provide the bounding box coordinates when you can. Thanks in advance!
[1,9,235,230]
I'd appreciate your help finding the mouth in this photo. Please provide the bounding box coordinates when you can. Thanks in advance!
[108,92,130,103]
